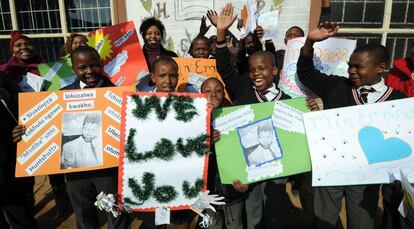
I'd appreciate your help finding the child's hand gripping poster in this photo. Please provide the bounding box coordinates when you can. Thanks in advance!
[88,21,148,86]
[279,37,356,98]
[302,98,414,186]
[213,98,311,184]
[119,92,215,215]
[15,86,133,177]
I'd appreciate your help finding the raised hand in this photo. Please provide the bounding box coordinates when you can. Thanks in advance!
[217,3,237,31]
[254,25,264,40]
[207,10,218,27]
[307,21,338,42]
[199,16,211,36]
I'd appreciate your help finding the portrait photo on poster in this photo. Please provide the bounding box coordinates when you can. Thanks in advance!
[60,111,103,169]
[237,117,283,167]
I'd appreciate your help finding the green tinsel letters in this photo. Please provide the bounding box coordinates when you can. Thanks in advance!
[182,178,204,199]
[128,172,155,205]
[131,94,199,122]
[126,128,208,162]
[153,186,178,203]
[127,172,178,204]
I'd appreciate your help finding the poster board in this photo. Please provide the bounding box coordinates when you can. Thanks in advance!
[87,21,148,86]
[279,37,356,98]
[37,58,76,91]
[303,98,414,186]
[119,92,210,211]
[15,86,133,177]
[213,98,311,184]
[174,58,231,100]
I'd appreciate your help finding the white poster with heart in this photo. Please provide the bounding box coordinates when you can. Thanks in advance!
[303,98,414,186]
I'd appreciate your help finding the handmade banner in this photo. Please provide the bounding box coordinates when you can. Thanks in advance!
[15,86,133,177]
[173,58,221,90]
[37,57,76,91]
[213,98,311,184]
[119,92,210,212]
[87,21,148,86]
[302,98,414,186]
[279,37,356,98]
[173,58,231,101]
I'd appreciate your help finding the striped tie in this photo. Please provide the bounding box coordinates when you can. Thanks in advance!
[360,87,376,103]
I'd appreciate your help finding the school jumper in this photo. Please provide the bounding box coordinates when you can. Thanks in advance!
[61,77,130,229]
[297,47,406,229]
[385,57,414,97]
[216,42,290,229]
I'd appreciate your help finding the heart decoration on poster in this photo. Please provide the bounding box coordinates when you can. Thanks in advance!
[358,126,412,164]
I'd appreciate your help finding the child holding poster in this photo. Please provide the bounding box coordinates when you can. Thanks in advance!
[136,55,195,229]
[200,77,246,229]
[215,4,291,229]
[297,22,406,228]
[13,46,129,229]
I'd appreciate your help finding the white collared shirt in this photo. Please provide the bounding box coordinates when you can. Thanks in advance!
[357,79,388,104]
[254,83,280,101]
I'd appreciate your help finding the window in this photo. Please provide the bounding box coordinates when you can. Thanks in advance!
[332,0,414,67]
[0,0,113,63]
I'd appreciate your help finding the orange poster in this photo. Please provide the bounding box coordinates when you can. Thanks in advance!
[173,58,231,101]
[16,86,133,177]
[87,21,148,86]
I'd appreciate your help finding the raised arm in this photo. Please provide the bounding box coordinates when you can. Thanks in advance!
[215,3,245,97]
[297,22,339,98]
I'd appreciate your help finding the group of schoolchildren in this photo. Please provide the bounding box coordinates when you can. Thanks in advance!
[0,2,413,229]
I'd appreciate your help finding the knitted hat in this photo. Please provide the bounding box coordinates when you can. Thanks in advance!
[9,30,30,53]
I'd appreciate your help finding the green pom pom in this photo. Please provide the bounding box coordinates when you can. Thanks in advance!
[182,178,204,199]
[153,185,177,203]
[128,172,155,205]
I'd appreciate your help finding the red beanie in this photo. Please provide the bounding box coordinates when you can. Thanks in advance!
[9,30,30,53]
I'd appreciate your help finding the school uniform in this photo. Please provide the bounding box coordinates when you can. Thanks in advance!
[297,47,406,229]
[216,42,291,229]
[61,77,130,229]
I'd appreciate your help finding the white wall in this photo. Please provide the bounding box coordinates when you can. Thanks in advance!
[126,0,310,56]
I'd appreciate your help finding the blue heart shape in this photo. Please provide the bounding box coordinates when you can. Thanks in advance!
[358,126,412,164]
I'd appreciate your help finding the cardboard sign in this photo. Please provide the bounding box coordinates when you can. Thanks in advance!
[279,37,356,98]
[15,86,133,177]
[173,58,231,101]
[303,98,414,186]
[37,57,77,91]
[213,98,311,184]
[119,92,210,212]
[87,21,148,86]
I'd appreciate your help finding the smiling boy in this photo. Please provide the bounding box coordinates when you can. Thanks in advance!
[297,22,406,229]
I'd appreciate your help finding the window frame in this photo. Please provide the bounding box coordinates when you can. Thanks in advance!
[0,0,115,41]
